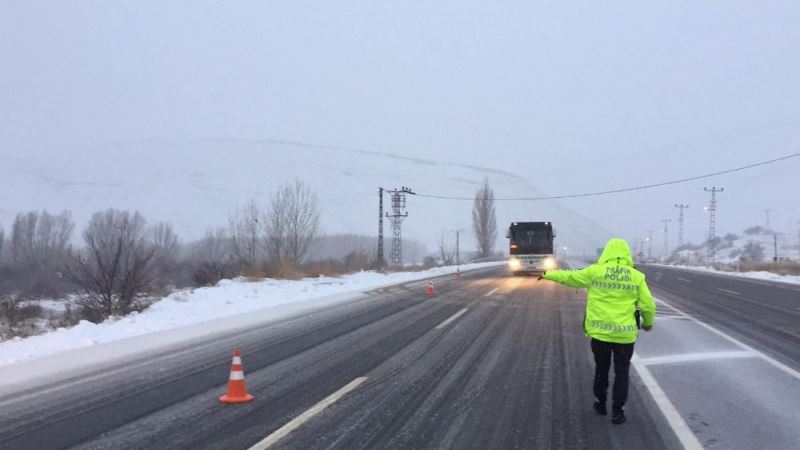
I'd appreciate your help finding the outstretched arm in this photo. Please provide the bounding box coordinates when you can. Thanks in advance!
[542,266,592,289]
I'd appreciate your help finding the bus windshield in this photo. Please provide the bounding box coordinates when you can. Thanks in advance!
[509,223,554,255]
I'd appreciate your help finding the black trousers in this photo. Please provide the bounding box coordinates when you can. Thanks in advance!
[590,338,635,410]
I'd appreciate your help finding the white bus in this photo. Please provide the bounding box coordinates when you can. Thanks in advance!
[507,221,557,275]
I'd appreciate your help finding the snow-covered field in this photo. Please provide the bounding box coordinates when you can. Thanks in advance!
[0,262,502,369]
[655,263,800,285]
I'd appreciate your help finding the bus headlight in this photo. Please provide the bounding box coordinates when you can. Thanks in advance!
[509,258,522,271]
[543,257,556,269]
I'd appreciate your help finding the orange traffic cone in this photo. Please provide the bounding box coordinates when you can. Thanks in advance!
[426,280,436,297]
[219,348,255,404]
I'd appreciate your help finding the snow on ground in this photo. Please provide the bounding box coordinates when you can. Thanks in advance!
[0,262,503,369]
[655,264,800,286]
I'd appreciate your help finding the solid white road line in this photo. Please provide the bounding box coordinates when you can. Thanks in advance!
[632,361,704,450]
[248,377,368,450]
[676,277,692,283]
[484,288,499,297]
[435,308,469,330]
[634,350,755,366]
[717,288,741,295]
[655,297,800,381]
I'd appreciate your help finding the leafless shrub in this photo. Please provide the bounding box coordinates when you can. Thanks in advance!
[343,249,371,271]
[0,294,45,339]
[67,209,157,322]
[188,228,237,286]
[438,230,455,265]
[53,302,82,329]
[472,177,497,259]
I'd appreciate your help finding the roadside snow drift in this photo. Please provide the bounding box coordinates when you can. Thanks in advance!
[0,263,502,369]
[657,264,800,285]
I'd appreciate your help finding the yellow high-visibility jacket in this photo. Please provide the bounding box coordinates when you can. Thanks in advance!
[543,238,655,344]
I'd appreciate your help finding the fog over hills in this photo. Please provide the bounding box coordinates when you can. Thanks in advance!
[1,139,610,257]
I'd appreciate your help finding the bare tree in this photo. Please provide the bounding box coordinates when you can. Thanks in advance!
[67,210,156,321]
[229,199,263,270]
[7,210,74,297]
[265,180,321,271]
[472,177,498,259]
[10,210,74,267]
[438,230,456,265]
[11,212,38,266]
[150,222,179,256]
[741,240,765,262]
[264,193,287,268]
[149,222,180,289]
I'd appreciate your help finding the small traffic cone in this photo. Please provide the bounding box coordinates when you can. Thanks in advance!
[426,280,436,297]
[219,348,255,404]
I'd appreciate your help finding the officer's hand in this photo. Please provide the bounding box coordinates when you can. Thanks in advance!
[642,325,652,331]
[537,271,546,281]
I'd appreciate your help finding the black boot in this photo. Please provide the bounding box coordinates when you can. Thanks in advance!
[593,401,607,416]
[611,408,626,425]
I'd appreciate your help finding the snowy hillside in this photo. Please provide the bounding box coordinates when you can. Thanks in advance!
[1,139,610,254]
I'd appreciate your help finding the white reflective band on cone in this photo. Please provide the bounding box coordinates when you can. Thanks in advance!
[229,371,245,380]
[232,356,242,365]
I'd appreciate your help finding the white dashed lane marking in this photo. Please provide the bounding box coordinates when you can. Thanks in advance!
[435,308,469,330]
[717,288,741,295]
[248,377,368,449]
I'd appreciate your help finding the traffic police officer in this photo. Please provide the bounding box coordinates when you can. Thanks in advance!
[541,238,655,424]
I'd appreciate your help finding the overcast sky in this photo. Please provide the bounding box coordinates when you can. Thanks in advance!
[2,1,799,249]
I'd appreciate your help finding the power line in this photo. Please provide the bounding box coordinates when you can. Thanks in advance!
[415,152,800,201]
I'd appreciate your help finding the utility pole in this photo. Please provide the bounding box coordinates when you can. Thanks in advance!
[704,187,724,258]
[377,187,385,268]
[661,219,672,260]
[452,228,464,265]
[773,234,778,262]
[385,186,414,267]
[764,209,772,229]
[646,229,654,260]
[674,204,689,249]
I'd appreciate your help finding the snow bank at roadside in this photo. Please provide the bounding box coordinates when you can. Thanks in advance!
[0,263,502,368]
[655,264,800,285]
